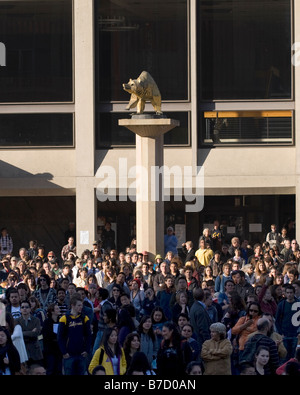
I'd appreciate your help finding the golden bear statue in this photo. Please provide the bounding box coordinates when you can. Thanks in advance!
[123,71,162,115]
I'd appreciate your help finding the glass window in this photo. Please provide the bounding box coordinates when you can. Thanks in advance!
[0,113,74,147]
[96,112,189,148]
[0,0,73,102]
[95,0,188,102]
[198,0,292,100]
[199,111,293,146]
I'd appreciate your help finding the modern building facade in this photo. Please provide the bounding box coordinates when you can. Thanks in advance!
[0,0,297,257]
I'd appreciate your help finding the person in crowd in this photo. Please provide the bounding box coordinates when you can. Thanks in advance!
[231,269,255,302]
[0,227,13,259]
[88,327,126,375]
[181,241,195,264]
[141,286,158,316]
[130,278,145,320]
[151,306,168,352]
[61,237,76,262]
[266,224,280,250]
[231,301,262,352]
[156,321,185,376]
[257,279,277,316]
[181,323,200,362]
[5,312,28,374]
[126,351,156,375]
[116,293,137,347]
[164,227,178,256]
[275,284,300,361]
[123,332,141,370]
[42,303,63,375]
[240,317,280,375]
[0,327,21,375]
[33,274,57,312]
[201,322,232,375]
[276,347,300,375]
[185,360,204,375]
[5,287,22,319]
[189,287,212,353]
[14,299,44,366]
[254,346,271,375]
[171,290,190,323]
[57,293,92,375]
[137,315,158,368]
[195,239,214,267]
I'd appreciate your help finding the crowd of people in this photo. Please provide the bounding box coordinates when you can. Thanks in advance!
[0,220,300,376]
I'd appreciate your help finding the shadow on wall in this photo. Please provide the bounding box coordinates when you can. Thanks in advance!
[0,160,75,260]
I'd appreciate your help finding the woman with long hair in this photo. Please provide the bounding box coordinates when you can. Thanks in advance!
[102,267,117,289]
[23,272,37,294]
[253,260,268,285]
[123,332,141,369]
[151,306,168,351]
[137,315,158,367]
[254,346,270,375]
[42,303,63,375]
[0,327,21,375]
[156,321,185,376]
[88,327,127,375]
[126,351,156,375]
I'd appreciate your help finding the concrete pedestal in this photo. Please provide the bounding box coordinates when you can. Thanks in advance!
[119,115,179,260]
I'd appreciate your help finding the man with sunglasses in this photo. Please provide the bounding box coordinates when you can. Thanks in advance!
[15,300,44,365]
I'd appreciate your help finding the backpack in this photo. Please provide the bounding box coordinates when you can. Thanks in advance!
[239,333,265,366]
[99,348,105,365]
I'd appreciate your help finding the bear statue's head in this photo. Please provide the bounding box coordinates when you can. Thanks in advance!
[122,78,136,93]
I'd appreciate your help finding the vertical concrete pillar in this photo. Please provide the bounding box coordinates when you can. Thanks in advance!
[74,0,96,255]
[119,117,179,260]
[135,134,164,258]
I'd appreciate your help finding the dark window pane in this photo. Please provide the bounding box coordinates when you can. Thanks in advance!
[96,112,189,148]
[0,113,73,146]
[95,0,188,102]
[199,111,292,145]
[0,0,73,102]
[198,0,291,100]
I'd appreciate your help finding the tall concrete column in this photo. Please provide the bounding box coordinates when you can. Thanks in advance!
[74,0,96,256]
[119,116,179,260]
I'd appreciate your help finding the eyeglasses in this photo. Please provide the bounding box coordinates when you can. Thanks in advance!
[40,278,47,282]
